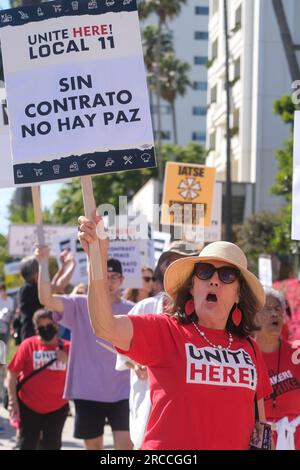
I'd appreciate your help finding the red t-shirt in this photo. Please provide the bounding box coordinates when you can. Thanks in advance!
[262,340,300,449]
[117,314,272,450]
[8,336,69,414]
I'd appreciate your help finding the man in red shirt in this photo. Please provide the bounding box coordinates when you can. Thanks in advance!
[6,308,69,450]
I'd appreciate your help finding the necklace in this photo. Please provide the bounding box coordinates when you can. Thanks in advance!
[192,322,233,350]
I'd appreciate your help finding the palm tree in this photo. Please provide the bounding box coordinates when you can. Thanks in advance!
[159,53,191,144]
[272,0,300,83]
[138,0,187,185]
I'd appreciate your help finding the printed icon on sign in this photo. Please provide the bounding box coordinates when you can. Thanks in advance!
[105,157,115,167]
[71,1,79,10]
[1,14,12,23]
[88,0,98,9]
[123,0,133,5]
[178,178,201,200]
[16,170,23,179]
[34,168,43,177]
[106,0,115,6]
[87,160,96,169]
[123,156,133,165]
[52,165,60,175]
[18,11,29,19]
[69,162,79,172]
[53,5,62,13]
[37,7,44,16]
[140,153,152,163]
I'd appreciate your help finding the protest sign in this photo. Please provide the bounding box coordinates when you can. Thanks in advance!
[4,261,22,294]
[292,111,300,240]
[52,231,88,286]
[204,182,222,242]
[161,162,216,227]
[108,241,142,289]
[0,0,155,185]
[258,255,272,288]
[0,88,14,188]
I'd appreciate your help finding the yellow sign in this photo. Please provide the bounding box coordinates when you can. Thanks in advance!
[161,162,216,227]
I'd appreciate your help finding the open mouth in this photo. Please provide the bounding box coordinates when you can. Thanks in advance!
[271,321,279,326]
[206,293,218,303]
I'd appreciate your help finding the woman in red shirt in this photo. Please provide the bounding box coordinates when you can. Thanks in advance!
[255,287,300,450]
[7,308,69,450]
[78,215,272,450]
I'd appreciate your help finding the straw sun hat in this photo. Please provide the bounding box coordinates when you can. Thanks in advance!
[164,241,265,311]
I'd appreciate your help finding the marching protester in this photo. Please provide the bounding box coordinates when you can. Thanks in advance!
[124,266,155,304]
[36,246,133,451]
[116,244,197,449]
[6,309,69,450]
[255,287,300,450]
[78,215,272,450]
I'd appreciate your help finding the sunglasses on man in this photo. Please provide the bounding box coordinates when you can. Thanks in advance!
[193,263,240,284]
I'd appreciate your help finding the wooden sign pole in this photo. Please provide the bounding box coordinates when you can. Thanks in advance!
[31,185,49,282]
[80,175,103,280]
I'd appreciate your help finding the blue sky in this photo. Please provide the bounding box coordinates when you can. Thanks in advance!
[1,1,9,9]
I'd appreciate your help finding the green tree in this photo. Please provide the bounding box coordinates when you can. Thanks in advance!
[51,143,206,224]
[159,52,191,144]
[0,234,8,280]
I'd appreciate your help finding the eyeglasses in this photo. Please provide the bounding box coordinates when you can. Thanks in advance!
[193,263,240,284]
[143,276,155,283]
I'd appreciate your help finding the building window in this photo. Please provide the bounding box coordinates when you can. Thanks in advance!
[194,31,209,40]
[210,84,217,104]
[193,81,208,91]
[192,106,207,116]
[234,56,241,80]
[151,104,172,115]
[232,4,242,33]
[192,131,206,142]
[212,0,219,16]
[154,130,171,140]
[208,38,218,68]
[194,56,208,66]
[195,6,209,15]
[231,108,240,137]
[209,131,216,151]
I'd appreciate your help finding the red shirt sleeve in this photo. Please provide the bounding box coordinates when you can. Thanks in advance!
[115,314,173,367]
[7,340,29,376]
[251,339,273,400]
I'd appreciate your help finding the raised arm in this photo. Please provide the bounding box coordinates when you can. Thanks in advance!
[52,250,76,294]
[78,215,133,350]
[35,246,64,314]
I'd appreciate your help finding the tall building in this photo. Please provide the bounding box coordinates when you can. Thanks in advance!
[140,0,209,146]
[206,0,300,213]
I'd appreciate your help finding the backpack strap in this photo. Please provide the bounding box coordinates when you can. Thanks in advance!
[246,337,259,421]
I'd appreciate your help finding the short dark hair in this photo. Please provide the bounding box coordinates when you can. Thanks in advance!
[20,256,39,282]
[107,259,123,276]
[0,283,6,291]
[166,274,260,338]
[33,308,54,328]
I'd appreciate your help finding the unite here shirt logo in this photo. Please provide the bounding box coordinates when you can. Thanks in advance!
[185,344,257,390]
[33,350,66,371]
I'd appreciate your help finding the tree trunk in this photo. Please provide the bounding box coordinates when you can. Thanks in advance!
[272,0,300,83]
[223,0,233,242]
[171,100,178,145]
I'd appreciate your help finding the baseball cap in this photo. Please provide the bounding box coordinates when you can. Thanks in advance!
[107,259,123,276]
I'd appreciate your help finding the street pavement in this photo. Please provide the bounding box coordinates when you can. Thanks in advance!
[0,403,114,450]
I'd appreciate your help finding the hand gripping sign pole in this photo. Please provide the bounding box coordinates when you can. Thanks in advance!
[80,176,103,280]
[31,185,49,282]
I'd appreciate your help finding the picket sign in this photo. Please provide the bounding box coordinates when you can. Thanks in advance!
[80,176,103,280]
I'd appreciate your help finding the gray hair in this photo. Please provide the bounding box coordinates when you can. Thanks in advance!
[263,286,285,310]
[20,256,39,282]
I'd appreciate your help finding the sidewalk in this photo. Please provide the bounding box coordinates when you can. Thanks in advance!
[0,404,114,450]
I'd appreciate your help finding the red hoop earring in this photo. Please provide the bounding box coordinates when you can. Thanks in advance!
[232,304,242,326]
[185,299,195,316]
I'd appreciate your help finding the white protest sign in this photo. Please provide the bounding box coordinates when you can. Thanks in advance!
[8,224,78,256]
[258,255,272,288]
[292,111,300,240]
[108,241,142,289]
[52,231,88,286]
[204,182,222,242]
[153,231,171,263]
[0,88,14,188]
[0,0,155,185]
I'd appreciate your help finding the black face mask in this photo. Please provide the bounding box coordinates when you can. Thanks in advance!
[37,324,57,342]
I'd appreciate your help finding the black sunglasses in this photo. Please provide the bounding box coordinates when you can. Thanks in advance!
[143,276,155,282]
[193,263,240,284]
